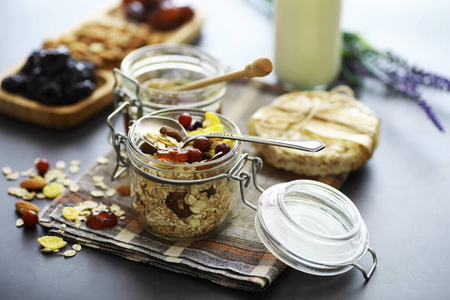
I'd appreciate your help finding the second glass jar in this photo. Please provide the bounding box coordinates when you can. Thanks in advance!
[116,44,227,115]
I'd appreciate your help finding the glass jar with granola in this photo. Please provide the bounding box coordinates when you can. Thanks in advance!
[124,109,242,241]
[114,44,226,128]
[107,105,378,279]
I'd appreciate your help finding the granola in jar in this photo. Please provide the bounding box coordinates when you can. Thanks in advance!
[127,110,242,240]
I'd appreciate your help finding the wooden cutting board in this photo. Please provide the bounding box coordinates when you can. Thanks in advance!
[0,3,205,130]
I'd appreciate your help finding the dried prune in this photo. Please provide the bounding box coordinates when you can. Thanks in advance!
[1,46,97,106]
[20,50,41,75]
[38,82,63,105]
[40,47,70,76]
[1,73,28,94]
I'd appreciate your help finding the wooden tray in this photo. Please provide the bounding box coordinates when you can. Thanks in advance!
[0,3,205,130]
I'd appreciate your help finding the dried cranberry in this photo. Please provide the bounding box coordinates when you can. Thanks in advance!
[22,211,39,227]
[187,148,203,163]
[35,158,50,175]
[178,113,192,129]
[86,209,118,229]
[193,137,210,152]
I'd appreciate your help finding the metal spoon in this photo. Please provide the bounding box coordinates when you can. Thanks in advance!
[134,116,325,152]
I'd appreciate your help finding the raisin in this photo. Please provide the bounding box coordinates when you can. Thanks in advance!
[192,119,203,130]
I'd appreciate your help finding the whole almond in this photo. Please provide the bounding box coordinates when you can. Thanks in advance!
[117,183,131,196]
[15,200,40,215]
[20,176,47,190]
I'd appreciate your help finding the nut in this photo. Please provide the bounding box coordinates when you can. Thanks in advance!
[117,183,131,196]
[20,176,47,190]
[159,126,183,142]
[15,200,40,215]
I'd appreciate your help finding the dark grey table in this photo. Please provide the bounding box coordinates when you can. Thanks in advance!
[1,0,449,299]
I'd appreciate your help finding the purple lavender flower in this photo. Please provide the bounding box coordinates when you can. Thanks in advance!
[341,32,446,132]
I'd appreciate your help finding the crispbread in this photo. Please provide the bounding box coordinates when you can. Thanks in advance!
[248,86,379,176]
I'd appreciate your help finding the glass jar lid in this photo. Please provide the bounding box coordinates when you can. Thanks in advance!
[255,180,372,276]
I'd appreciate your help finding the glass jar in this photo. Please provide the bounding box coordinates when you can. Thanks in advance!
[114,44,226,120]
[107,105,377,279]
[255,180,374,277]
[123,108,242,241]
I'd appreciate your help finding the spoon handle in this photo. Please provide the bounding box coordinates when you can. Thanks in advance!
[190,133,325,152]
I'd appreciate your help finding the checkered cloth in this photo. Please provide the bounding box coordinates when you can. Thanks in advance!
[39,150,286,292]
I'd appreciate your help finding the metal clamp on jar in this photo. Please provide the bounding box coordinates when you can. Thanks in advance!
[107,104,377,281]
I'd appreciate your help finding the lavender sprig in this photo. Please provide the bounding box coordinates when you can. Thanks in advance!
[341,32,445,132]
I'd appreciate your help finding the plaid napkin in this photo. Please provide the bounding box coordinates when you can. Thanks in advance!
[39,150,286,292]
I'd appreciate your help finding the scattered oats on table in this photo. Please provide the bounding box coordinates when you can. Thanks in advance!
[90,190,104,198]
[62,250,77,258]
[6,172,20,180]
[16,218,24,227]
[2,166,12,175]
[69,165,80,174]
[96,156,109,165]
[55,160,66,170]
